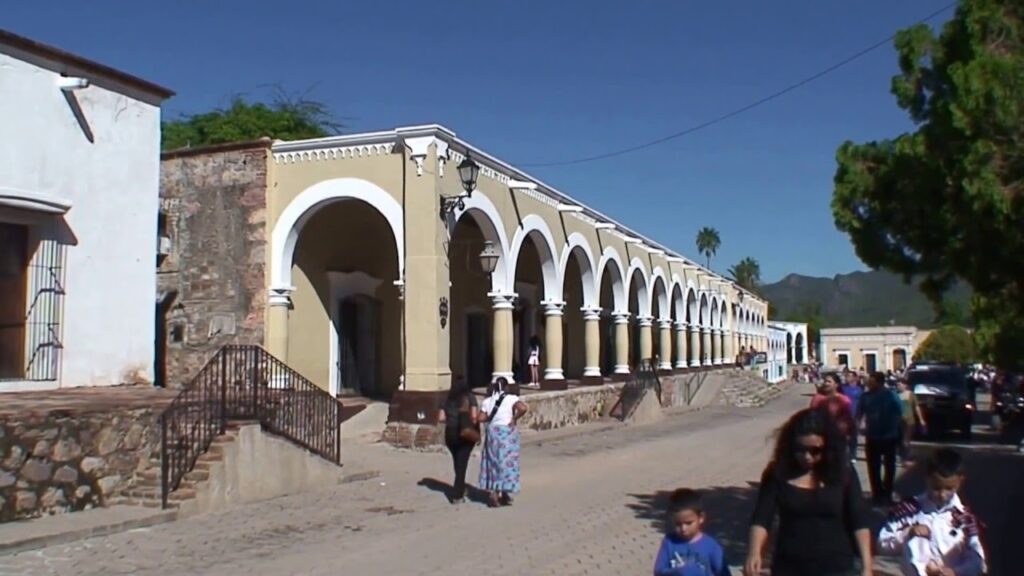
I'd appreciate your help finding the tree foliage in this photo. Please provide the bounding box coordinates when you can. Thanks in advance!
[695,227,721,270]
[728,257,762,291]
[831,0,1024,369]
[162,95,342,150]
[913,325,977,364]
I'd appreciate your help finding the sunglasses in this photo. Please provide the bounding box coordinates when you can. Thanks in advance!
[794,445,824,456]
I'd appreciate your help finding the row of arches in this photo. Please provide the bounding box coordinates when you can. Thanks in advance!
[267,177,770,397]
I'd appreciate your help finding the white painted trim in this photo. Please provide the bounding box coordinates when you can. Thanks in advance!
[626,256,651,316]
[0,380,61,393]
[649,266,670,318]
[507,214,560,301]
[270,178,403,291]
[0,187,72,214]
[327,271,383,397]
[453,191,511,293]
[558,232,598,308]
[596,245,627,311]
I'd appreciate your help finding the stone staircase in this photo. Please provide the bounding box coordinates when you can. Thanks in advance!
[719,371,790,408]
[109,424,244,511]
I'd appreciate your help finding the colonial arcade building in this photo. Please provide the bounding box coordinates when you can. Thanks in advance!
[159,125,771,435]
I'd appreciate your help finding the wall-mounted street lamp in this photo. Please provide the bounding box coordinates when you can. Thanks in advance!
[479,240,500,276]
[440,153,481,220]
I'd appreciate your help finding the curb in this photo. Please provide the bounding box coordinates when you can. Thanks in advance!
[0,508,177,557]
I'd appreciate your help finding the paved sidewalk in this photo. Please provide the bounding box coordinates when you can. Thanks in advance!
[0,507,175,556]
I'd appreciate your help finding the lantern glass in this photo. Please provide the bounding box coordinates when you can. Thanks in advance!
[478,241,499,275]
[458,156,480,194]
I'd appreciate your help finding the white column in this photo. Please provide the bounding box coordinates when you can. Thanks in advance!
[490,292,516,382]
[582,307,602,377]
[612,311,631,374]
[657,318,673,371]
[542,300,565,381]
[673,321,688,369]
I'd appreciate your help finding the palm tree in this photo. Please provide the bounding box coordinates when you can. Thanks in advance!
[695,227,721,269]
[728,257,762,291]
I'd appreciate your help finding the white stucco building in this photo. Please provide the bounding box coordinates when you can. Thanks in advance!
[765,325,788,383]
[0,29,173,391]
[770,321,810,365]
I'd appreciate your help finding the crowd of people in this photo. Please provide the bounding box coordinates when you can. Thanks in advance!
[433,367,987,576]
[654,369,987,576]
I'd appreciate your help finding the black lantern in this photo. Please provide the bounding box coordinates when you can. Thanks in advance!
[457,154,480,194]
[478,241,499,275]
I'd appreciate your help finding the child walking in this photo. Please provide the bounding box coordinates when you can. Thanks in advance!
[878,448,987,576]
[653,488,732,576]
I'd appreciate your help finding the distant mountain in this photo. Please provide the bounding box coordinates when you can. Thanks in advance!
[760,270,972,328]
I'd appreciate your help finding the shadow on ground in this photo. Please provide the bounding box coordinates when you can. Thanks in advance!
[626,483,761,566]
[417,477,491,506]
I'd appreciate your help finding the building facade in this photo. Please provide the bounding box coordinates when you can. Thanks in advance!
[818,325,932,373]
[769,321,809,365]
[0,30,172,392]
[160,125,772,425]
[765,325,788,383]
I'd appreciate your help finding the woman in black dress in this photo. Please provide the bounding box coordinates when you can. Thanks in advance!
[744,408,873,576]
[436,378,479,504]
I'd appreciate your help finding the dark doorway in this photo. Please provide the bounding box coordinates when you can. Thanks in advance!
[465,312,491,389]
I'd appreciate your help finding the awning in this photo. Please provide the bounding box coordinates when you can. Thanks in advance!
[0,187,73,214]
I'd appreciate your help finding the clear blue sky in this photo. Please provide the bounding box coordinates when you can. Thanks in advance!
[4,0,953,283]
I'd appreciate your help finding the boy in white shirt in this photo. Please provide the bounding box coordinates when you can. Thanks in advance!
[878,448,987,576]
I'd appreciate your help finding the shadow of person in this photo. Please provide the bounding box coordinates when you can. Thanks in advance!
[418,477,490,505]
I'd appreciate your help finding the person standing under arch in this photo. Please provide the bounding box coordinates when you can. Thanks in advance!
[527,335,541,388]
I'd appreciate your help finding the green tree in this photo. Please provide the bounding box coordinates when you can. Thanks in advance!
[831,0,1024,370]
[695,227,721,270]
[913,325,977,364]
[162,95,341,150]
[727,257,761,291]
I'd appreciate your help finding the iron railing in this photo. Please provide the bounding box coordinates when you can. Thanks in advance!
[160,345,342,508]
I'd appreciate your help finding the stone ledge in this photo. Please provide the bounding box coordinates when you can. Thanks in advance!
[0,505,175,556]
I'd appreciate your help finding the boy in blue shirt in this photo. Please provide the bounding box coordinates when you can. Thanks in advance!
[653,488,731,576]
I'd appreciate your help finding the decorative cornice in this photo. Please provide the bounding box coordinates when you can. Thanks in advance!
[273,142,395,165]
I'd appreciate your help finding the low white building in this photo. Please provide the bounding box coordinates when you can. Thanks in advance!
[765,324,788,383]
[770,321,810,364]
[0,29,173,391]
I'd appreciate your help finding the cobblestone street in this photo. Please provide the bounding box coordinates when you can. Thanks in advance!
[1,384,1018,575]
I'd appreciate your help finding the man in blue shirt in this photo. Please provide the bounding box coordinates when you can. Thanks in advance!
[840,371,864,461]
[858,372,904,506]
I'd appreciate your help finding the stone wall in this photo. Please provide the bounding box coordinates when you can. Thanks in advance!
[158,141,271,387]
[518,384,623,430]
[0,388,170,522]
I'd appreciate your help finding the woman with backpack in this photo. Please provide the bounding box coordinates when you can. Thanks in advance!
[479,377,529,508]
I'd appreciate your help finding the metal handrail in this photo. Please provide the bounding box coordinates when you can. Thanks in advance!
[160,345,342,508]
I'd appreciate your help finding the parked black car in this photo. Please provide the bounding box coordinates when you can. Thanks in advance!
[907,363,975,440]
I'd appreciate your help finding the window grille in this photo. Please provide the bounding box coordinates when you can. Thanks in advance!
[24,239,66,381]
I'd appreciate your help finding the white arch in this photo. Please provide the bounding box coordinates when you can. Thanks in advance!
[685,282,698,323]
[597,246,628,312]
[670,274,686,320]
[626,257,651,316]
[699,292,710,327]
[650,266,670,319]
[270,178,404,290]
[558,232,598,308]
[507,214,560,301]
[710,298,720,329]
[453,191,511,293]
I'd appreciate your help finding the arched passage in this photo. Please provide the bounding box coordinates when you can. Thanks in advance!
[686,287,699,367]
[598,251,627,375]
[651,272,670,369]
[285,196,401,398]
[699,293,710,364]
[561,244,594,380]
[509,224,558,385]
[627,264,650,367]
[787,332,794,364]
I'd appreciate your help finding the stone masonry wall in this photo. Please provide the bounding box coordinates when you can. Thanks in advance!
[0,402,163,522]
[158,141,271,387]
